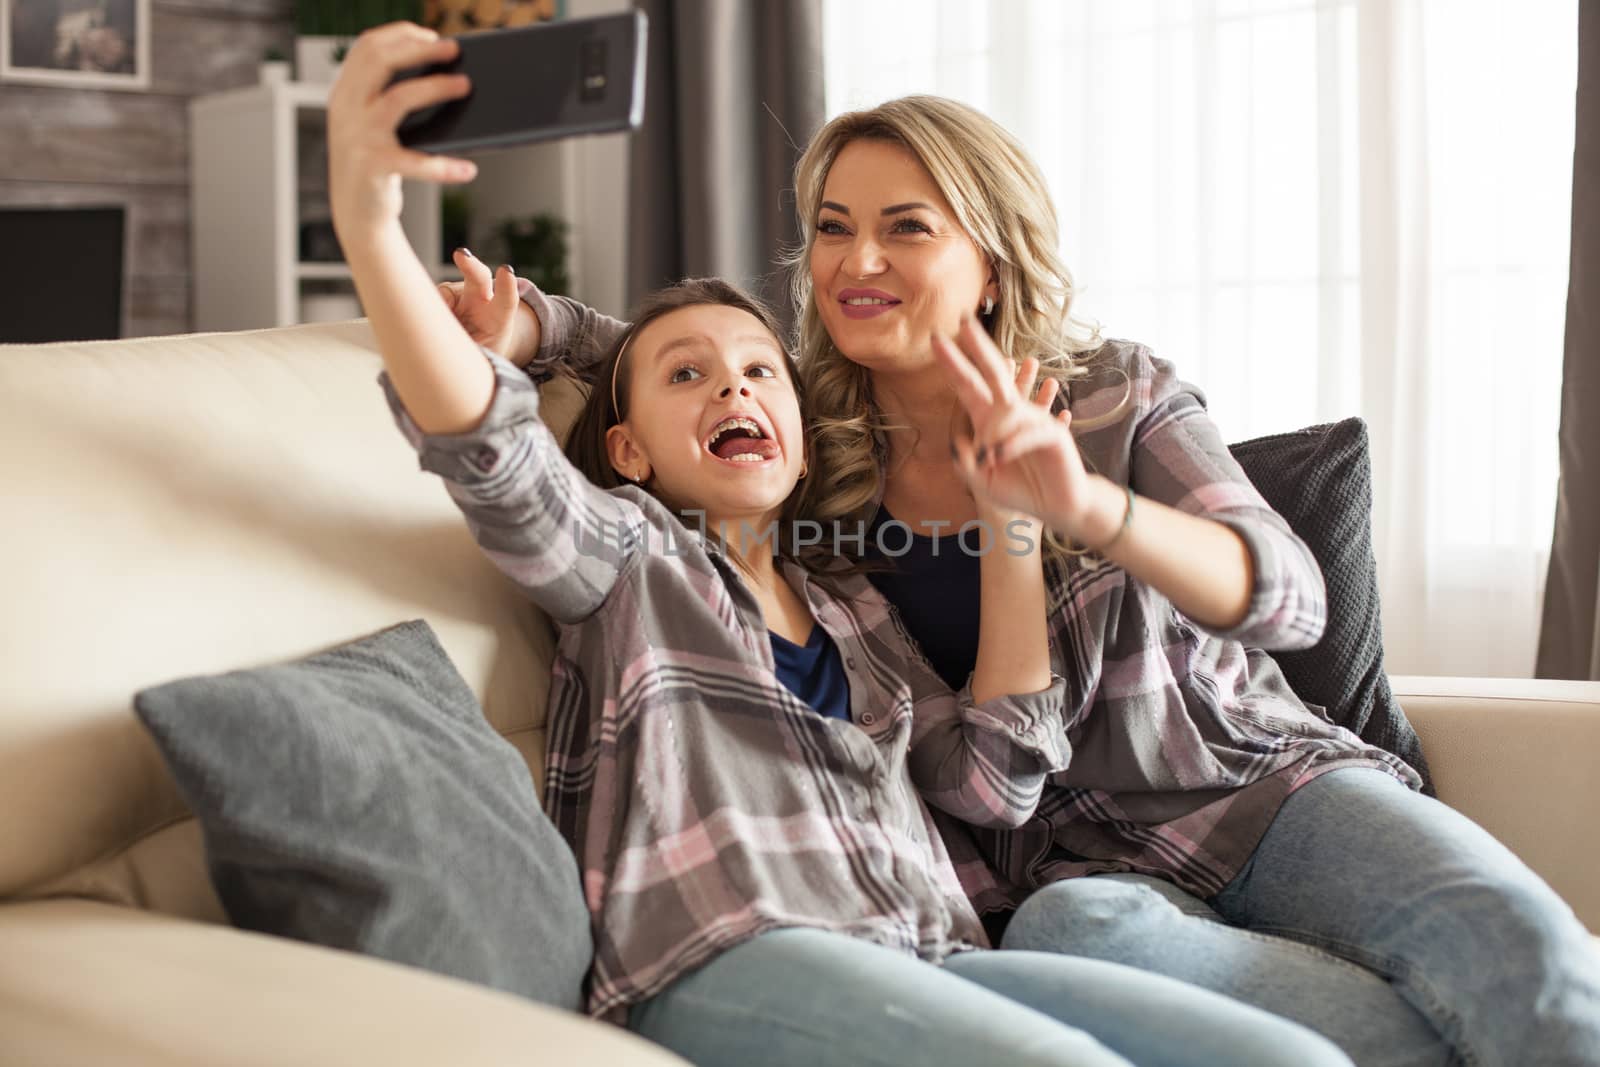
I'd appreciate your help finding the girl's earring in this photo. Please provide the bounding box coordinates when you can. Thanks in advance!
[982,295,996,317]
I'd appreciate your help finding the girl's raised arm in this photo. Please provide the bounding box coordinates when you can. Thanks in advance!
[329,23,493,436]
[332,23,646,624]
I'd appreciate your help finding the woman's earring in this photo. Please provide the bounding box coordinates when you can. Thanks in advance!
[982,295,995,316]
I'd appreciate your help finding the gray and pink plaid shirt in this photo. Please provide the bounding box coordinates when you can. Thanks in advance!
[516,283,1424,917]
[380,352,1075,1021]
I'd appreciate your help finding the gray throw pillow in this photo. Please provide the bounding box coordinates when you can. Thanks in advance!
[134,619,592,1009]
[1229,418,1434,795]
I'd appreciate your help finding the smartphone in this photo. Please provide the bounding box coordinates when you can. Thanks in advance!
[391,12,647,154]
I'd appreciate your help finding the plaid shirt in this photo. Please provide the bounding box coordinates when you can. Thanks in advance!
[379,351,1072,1021]
[518,285,1423,911]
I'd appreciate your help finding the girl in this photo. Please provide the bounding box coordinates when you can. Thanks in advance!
[328,22,1356,1067]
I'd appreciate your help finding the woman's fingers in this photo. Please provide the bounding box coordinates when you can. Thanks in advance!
[931,329,994,412]
[1034,376,1061,411]
[984,418,1068,469]
[1013,356,1040,399]
[955,313,1017,401]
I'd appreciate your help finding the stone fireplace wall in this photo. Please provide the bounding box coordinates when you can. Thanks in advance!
[0,0,294,337]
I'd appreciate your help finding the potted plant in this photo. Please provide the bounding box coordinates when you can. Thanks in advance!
[492,212,570,296]
[294,1,423,84]
[259,45,291,85]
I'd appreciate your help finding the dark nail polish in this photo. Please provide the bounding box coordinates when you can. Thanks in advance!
[457,247,473,258]
[499,264,512,275]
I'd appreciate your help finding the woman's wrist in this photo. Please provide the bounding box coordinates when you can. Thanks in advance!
[1061,475,1129,549]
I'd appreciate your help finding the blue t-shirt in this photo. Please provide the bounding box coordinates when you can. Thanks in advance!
[865,506,981,693]
[769,625,852,721]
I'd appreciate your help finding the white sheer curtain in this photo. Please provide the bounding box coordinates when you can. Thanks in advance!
[822,0,1577,677]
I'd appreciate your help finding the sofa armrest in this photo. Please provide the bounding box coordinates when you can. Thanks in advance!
[1391,676,1600,933]
[0,899,686,1067]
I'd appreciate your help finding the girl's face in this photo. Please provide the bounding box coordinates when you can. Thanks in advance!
[809,139,995,377]
[606,304,804,523]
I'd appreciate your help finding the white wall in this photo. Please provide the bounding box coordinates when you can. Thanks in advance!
[464,0,630,316]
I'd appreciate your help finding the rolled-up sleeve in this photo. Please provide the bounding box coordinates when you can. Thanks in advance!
[908,671,1073,829]
[1129,354,1327,650]
[516,278,630,387]
[379,348,646,624]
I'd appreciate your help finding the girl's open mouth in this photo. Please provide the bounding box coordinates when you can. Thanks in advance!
[704,415,780,465]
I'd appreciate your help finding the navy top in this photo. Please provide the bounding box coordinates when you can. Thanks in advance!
[769,625,852,721]
[865,506,982,692]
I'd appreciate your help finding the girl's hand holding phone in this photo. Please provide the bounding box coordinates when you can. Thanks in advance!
[327,22,479,245]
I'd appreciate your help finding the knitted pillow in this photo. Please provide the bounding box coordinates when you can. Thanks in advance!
[1229,418,1434,794]
[133,619,593,1007]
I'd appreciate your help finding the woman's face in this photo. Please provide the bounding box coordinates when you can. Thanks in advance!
[607,304,804,522]
[809,139,994,376]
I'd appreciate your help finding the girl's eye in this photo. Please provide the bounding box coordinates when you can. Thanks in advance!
[892,217,932,235]
[816,219,849,236]
[669,365,703,384]
[747,363,779,379]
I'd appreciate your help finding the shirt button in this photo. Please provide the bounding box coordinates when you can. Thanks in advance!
[472,446,498,471]
[846,657,858,670]
[861,712,876,725]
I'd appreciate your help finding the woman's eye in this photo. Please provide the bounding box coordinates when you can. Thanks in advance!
[747,364,779,379]
[669,365,703,384]
[892,218,932,235]
[816,219,849,236]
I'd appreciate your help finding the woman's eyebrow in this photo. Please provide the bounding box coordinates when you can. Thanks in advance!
[818,200,937,217]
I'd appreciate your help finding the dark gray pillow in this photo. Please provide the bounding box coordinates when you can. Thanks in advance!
[133,619,592,1009]
[1229,418,1434,795]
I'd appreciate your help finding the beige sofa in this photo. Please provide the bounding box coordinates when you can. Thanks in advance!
[1,321,1595,1066]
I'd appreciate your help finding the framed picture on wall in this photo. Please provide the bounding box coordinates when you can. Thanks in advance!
[0,0,150,91]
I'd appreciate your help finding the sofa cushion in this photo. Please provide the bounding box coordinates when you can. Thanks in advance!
[1230,418,1434,793]
[133,618,591,1010]
[0,320,585,917]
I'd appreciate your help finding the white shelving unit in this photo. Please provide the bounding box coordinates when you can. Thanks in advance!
[189,80,451,332]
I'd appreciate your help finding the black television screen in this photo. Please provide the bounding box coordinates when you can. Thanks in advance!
[0,206,125,343]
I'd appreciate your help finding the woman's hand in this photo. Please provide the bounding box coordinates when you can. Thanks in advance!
[932,315,1106,539]
[327,22,478,245]
[436,248,535,361]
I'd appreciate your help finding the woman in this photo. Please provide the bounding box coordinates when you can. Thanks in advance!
[458,91,1600,1067]
[333,23,1354,1067]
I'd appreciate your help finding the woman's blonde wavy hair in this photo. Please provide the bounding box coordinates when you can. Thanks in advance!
[786,95,1118,558]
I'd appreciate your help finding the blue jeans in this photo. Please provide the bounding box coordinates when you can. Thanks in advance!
[1001,768,1600,1067]
[627,925,1352,1067]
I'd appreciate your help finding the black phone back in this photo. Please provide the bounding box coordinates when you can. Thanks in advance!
[394,12,646,153]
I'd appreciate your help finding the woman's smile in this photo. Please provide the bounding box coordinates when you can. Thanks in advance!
[838,287,903,320]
